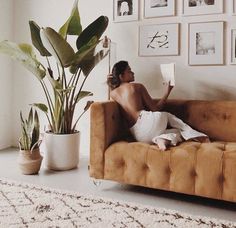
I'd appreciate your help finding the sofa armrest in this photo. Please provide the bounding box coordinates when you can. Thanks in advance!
[89,101,124,179]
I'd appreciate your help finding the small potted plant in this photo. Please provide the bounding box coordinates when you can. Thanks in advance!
[18,107,43,175]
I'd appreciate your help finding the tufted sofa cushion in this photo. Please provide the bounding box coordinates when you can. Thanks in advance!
[104,141,236,202]
[90,100,236,202]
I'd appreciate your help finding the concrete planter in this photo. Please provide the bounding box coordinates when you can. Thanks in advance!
[44,131,80,171]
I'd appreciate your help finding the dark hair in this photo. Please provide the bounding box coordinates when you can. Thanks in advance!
[107,60,129,90]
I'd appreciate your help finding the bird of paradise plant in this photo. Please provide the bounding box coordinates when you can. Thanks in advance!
[0,0,109,134]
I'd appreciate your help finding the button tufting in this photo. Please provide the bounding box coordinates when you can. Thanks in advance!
[143,164,149,171]
[218,175,224,183]
[191,170,197,177]
[165,167,171,175]
[222,113,229,120]
[119,159,125,167]
[203,113,208,120]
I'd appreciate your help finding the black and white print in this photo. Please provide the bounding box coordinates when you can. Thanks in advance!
[196,32,215,55]
[183,0,222,16]
[113,0,138,22]
[139,24,179,56]
[150,0,168,8]
[189,0,215,7]
[117,0,133,16]
[188,22,223,65]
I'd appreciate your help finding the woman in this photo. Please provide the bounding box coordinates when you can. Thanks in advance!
[107,60,209,150]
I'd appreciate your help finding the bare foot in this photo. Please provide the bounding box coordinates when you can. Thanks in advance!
[155,138,170,151]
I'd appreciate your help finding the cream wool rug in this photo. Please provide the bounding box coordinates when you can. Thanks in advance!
[0,179,235,228]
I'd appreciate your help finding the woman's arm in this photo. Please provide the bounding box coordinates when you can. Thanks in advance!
[140,82,173,111]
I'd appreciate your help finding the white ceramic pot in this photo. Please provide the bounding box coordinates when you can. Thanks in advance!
[18,148,43,175]
[44,131,80,171]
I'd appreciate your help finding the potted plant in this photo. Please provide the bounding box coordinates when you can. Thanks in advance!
[18,108,42,175]
[0,0,109,170]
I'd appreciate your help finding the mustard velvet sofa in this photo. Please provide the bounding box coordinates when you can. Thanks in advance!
[89,100,236,203]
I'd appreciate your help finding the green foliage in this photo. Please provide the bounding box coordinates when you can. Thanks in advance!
[19,108,40,151]
[0,0,109,134]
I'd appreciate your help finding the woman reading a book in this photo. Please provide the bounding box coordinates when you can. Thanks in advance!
[107,60,209,150]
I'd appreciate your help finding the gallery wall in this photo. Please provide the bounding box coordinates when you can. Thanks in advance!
[1,0,236,155]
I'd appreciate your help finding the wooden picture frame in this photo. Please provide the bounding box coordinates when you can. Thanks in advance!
[144,0,175,18]
[113,0,138,22]
[182,0,223,16]
[139,23,179,56]
[188,21,224,65]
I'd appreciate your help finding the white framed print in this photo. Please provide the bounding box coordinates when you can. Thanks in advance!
[188,21,224,66]
[183,0,223,16]
[231,29,236,64]
[233,0,236,15]
[144,0,175,18]
[139,23,179,56]
[113,0,138,22]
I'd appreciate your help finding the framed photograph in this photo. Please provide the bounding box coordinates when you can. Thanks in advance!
[144,0,175,18]
[233,0,236,15]
[183,0,223,16]
[139,23,179,56]
[188,22,224,65]
[113,0,138,22]
[231,29,236,64]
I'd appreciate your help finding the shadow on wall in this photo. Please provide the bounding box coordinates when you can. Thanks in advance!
[193,81,236,100]
[174,80,236,101]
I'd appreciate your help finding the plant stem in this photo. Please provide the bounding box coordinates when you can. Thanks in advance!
[39,80,54,129]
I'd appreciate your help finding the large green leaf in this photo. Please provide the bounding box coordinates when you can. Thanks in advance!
[74,91,93,103]
[46,72,63,90]
[40,27,75,67]
[80,44,109,77]
[31,103,48,113]
[76,16,108,50]
[59,0,82,39]
[69,36,98,73]
[0,40,46,80]
[29,20,51,57]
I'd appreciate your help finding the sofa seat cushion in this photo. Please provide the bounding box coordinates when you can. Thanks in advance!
[104,141,236,202]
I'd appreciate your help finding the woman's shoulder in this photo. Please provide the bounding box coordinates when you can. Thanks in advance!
[131,82,143,88]
[130,83,146,92]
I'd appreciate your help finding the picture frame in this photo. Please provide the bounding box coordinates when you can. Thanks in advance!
[139,23,179,56]
[230,29,236,64]
[188,21,224,66]
[144,0,175,18]
[113,0,138,22]
[233,0,236,15]
[182,0,223,16]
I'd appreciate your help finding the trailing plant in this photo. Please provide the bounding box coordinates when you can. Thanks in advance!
[0,0,109,134]
[19,108,40,151]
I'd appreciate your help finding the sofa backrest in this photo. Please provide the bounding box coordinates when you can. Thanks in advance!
[163,100,236,142]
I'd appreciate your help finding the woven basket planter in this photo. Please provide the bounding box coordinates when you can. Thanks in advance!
[18,148,43,175]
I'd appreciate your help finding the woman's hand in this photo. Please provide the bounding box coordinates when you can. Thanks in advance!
[164,81,174,95]
[107,73,113,79]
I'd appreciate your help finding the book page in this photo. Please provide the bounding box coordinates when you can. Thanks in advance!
[160,63,175,86]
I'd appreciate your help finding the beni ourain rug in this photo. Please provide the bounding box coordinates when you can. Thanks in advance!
[0,179,235,228]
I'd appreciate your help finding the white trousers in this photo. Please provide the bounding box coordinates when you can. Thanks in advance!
[130,111,207,146]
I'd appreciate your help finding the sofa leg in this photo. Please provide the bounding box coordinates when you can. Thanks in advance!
[92,178,102,187]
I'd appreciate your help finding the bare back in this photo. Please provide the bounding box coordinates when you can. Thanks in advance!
[110,83,146,127]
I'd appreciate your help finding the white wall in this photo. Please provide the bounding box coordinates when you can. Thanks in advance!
[4,0,236,154]
[0,0,13,149]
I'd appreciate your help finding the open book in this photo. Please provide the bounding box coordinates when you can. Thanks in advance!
[160,63,176,86]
